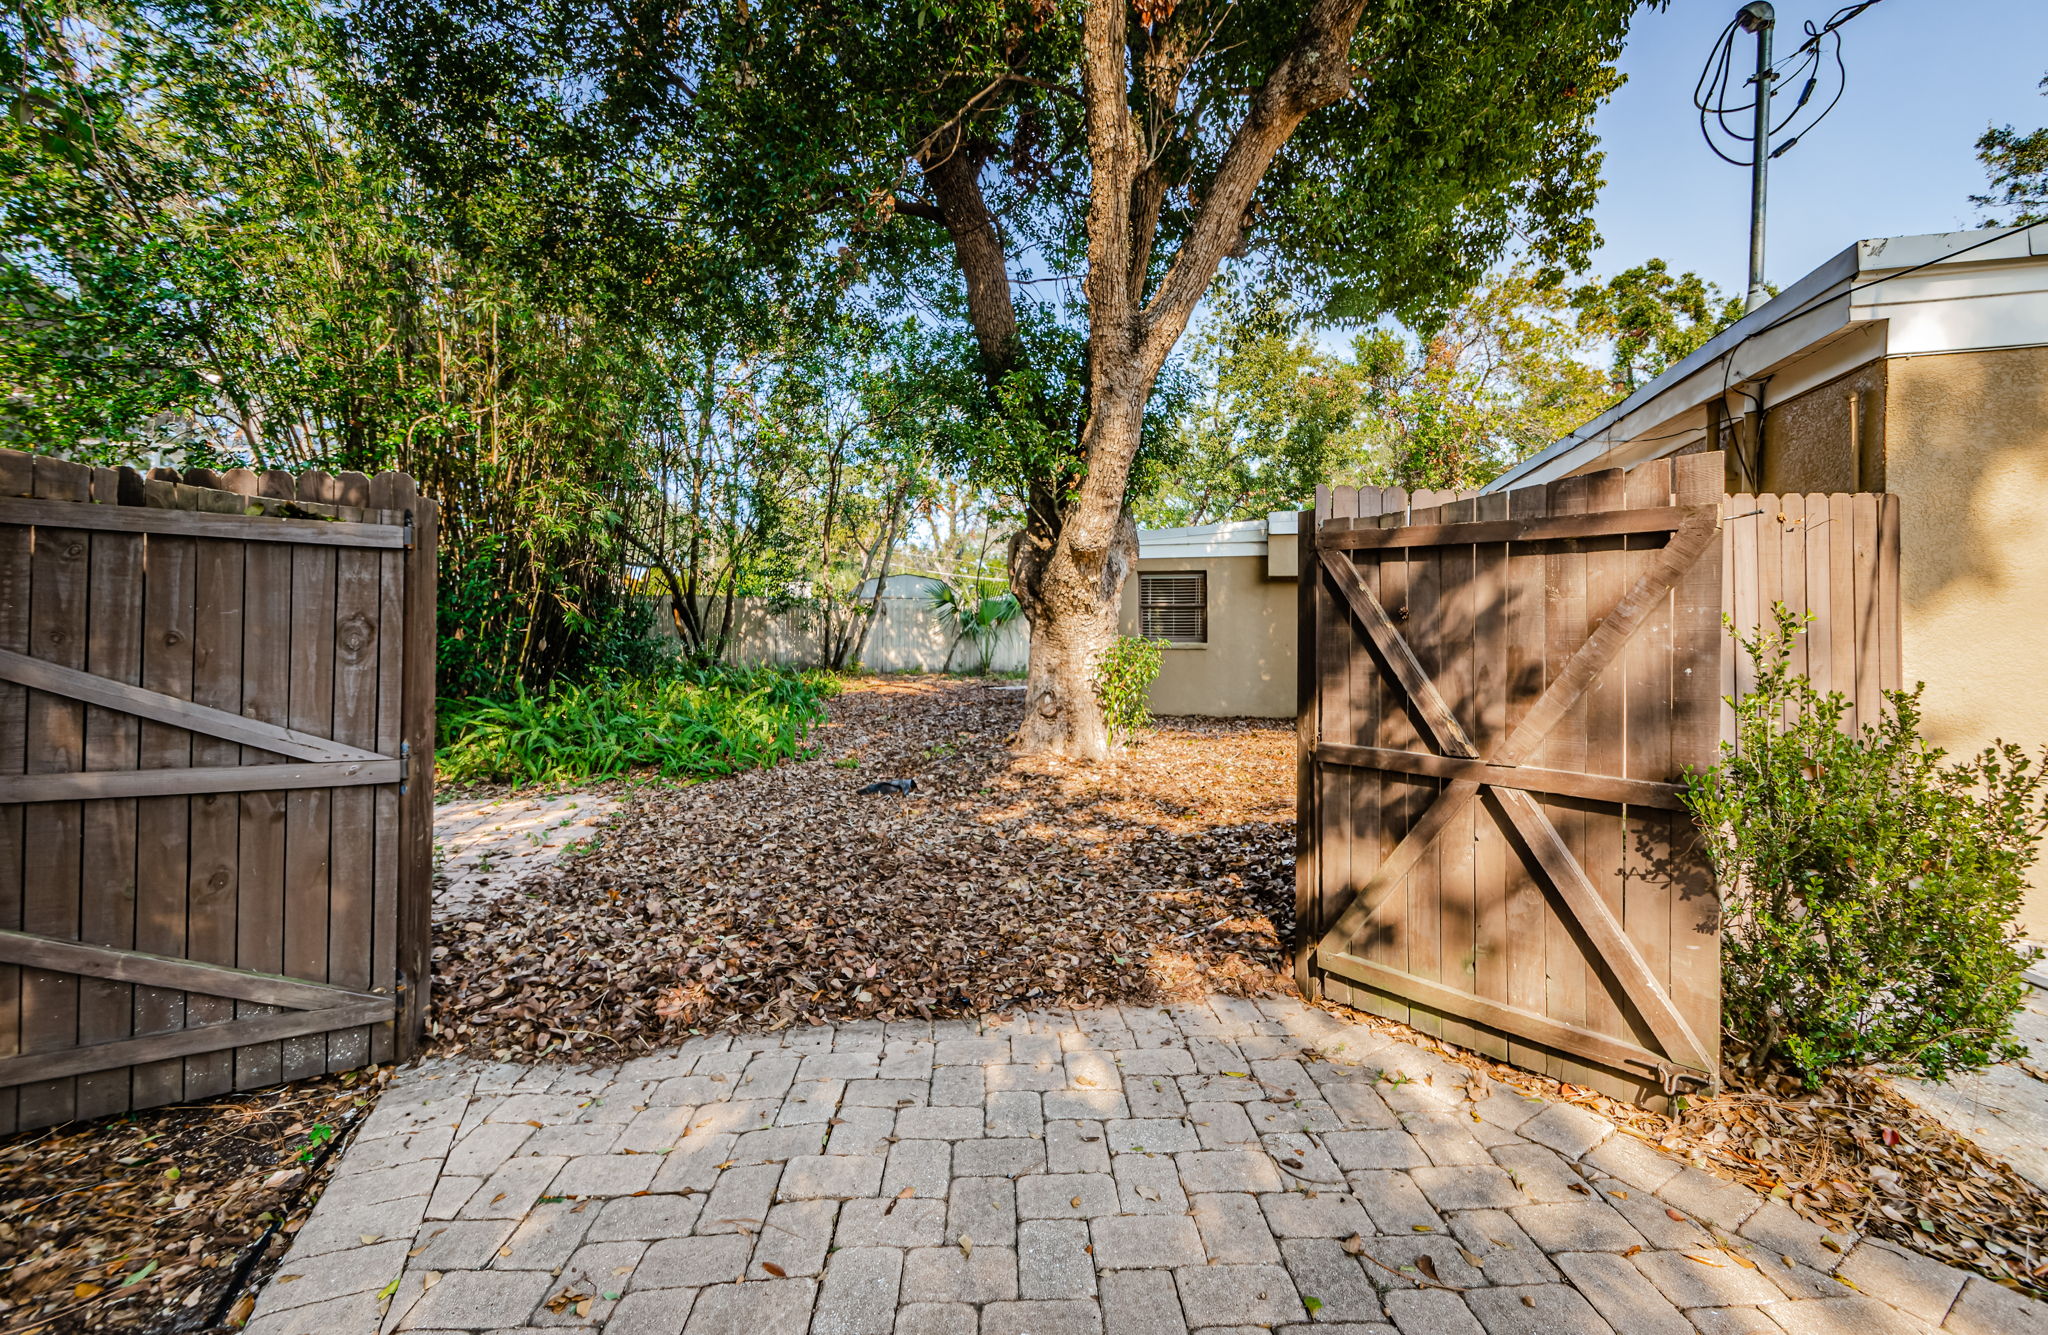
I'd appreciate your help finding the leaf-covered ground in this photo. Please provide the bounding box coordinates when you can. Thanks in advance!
[430,677,1296,1059]
[0,1069,384,1334]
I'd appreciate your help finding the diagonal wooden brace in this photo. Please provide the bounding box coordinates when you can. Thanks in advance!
[1313,506,1723,1076]
[0,647,384,763]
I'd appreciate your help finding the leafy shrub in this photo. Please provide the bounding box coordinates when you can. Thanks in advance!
[437,660,839,786]
[438,537,667,700]
[1094,635,1165,743]
[1684,605,2045,1085]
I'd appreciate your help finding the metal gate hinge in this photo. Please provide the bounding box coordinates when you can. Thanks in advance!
[402,509,415,550]
[399,740,411,794]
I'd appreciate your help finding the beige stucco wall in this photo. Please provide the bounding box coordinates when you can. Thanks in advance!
[1119,553,1297,719]
[1749,359,1889,495]
[1884,346,2048,936]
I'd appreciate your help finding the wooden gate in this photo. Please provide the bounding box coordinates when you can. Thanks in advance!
[0,448,436,1134]
[1298,453,1726,1103]
[1296,452,1901,1102]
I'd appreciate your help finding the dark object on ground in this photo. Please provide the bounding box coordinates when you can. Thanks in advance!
[857,777,918,795]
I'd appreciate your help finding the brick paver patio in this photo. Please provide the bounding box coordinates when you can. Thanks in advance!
[242,998,2046,1335]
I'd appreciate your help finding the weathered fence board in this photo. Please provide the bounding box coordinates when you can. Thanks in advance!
[0,450,434,1133]
[1297,454,1900,1105]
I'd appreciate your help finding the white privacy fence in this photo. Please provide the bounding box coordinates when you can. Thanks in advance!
[645,596,1030,674]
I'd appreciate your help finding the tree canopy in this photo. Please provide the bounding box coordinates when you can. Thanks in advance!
[1140,257,1737,522]
[341,0,1657,752]
[1974,72,2047,225]
[6,0,1676,751]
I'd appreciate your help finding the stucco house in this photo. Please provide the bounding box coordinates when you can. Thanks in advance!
[1120,513,1303,718]
[1490,226,2048,913]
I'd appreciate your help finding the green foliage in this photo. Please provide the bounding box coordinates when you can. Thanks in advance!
[1139,282,1369,525]
[1973,73,2048,225]
[2,3,999,698]
[1351,268,1624,491]
[927,584,1023,675]
[1570,259,1745,393]
[437,661,839,787]
[1094,636,1165,744]
[1683,605,2045,1085]
[1144,266,1634,512]
[345,0,1649,650]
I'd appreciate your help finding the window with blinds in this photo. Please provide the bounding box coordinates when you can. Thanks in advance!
[1139,571,1208,644]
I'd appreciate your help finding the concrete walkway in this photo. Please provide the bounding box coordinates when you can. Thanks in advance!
[241,998,2044,1335]
[1894,966,2048,1194]
[434,793,618,918]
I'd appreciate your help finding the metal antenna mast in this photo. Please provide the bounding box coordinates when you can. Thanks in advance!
[1738,3,1776,312]
[1695,2,1883,312]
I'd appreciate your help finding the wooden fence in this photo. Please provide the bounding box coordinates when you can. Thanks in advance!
[0,449,436,1134]
[1295,454,1900,1104]
[1723,490,1903,732]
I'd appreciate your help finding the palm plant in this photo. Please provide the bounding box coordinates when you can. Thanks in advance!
[927,582,1023,677]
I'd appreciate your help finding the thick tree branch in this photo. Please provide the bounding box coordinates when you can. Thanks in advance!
[920,145,1022,381]
[1140,0,1371,366]
[1126,4,1206,295]
[1081,0,1144,332]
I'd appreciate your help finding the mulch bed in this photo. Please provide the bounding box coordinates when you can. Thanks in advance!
[429,676,1297,1058]
[0,1068,386,1334]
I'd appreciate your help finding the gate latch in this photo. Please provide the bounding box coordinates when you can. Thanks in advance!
[399,740,411,794]
[1657,1062,1715,1097]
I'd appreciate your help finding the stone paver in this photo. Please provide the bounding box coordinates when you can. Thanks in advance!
[252,996,2048,1335]
[1893,973,2048,1193]
[434,792,617,916]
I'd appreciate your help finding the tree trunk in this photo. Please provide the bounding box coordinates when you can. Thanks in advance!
[901,0,1371,756]
[1009,393,1146,760]
[1009,525,1135,758]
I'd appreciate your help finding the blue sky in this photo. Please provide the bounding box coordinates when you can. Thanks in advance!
[1586,0,2048,293]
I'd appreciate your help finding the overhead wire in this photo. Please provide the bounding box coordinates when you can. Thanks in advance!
[1692,1,1886,168]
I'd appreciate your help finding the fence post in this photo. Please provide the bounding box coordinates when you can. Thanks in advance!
[1294,505,1321,999]
[399,489,437,1061]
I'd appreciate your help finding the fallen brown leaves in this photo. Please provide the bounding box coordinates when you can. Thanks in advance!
[1319,1001,2048,1300]
[0,1068,386,1334]
[424,674,2047,1299]
[1661,1066,2048,1298]
[430,677,1295,1058]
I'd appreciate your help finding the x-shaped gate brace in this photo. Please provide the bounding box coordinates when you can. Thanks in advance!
[1309,504,1723,1087]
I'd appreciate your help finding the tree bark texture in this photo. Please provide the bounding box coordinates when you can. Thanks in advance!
[907,0,1372,758]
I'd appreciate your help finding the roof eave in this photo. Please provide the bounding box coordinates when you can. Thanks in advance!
[1487,242,1864,492]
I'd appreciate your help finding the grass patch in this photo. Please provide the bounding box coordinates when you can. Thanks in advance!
[438,662,840,786]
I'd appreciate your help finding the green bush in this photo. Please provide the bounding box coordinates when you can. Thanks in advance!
[437,537,668,700]
[1684,605,2046,1085]
[437,660,839,786]
[1094,635,1165,744]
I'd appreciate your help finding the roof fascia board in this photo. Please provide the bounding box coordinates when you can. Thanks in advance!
[1487,243,1863,491]
[1138,541,1269,559]
[1489,227,2044,491]
[1500,295,1862,488]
